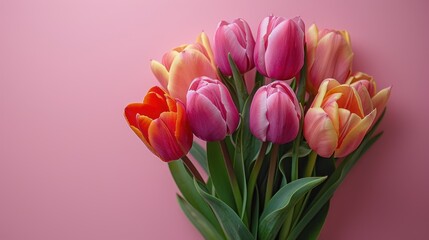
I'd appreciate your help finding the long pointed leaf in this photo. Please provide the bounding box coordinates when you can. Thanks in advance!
[189,141,208,173]
[207,141,236,210]
[168,161,222,234]
[196,181,255,240]
[258,177,327,240]
[177,195,225,240]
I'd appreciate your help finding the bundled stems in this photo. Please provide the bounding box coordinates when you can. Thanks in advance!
[219,140,243,214]
[265,143,279,207]
[247,142,269,216]
[181,155,204,183]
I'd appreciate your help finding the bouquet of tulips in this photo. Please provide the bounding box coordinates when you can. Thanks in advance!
[124,15,391,240]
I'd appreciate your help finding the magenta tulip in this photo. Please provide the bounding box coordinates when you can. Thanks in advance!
[254,16,305,80]
[249,81,301,144]
[186,77,239,141]
[214,18,255,75]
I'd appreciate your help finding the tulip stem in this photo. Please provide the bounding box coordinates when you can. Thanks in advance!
[181,155,204,183]
[305,151,318,177]
[264,143,279,208]
[247,142,269,217]
[220,140,243,214]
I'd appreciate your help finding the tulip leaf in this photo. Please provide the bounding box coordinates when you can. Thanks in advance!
[207,141,236,211]
[250,187,260,236]
[296,201,330,240]
[228,54,248,111]
[177,194,226,240]
[282,141,312,158]
[258,177,327,240]
[168,160,222,234]
[287,132,384,240]
[196,181,255,240]
[190,141,208,173]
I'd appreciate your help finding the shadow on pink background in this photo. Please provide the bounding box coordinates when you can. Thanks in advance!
[1,0,428,239]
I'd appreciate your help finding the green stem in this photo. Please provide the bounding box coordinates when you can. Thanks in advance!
[247,142,269,216]
[181,155,204,183]
[291,138,300,181]
[219,140,243,214]
[305,151,318,177]
[264,143,279,208]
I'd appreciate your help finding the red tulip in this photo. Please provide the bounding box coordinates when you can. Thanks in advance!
[124,86,193,162]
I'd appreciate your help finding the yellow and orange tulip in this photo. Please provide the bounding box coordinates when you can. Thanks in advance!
[346,72,391,123]
[150,32,218,103]
[304,79,376,158]
[124,86,193,162]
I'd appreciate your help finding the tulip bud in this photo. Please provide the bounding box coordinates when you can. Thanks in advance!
[124,86,193,162]
[186,77,240,141]
[304,79,376,158]
[150,32,218,103]
[214,18,255,75]
[306,24,354,95]
[249,81,301,144]
[254,16,305,80]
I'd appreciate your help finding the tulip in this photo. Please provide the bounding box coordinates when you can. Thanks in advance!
[306,24,354,95]
[124,86,193,162]
[214,18,255,75]
[150,32,217,103]
[249,81,301,144]
[186,77,239,141]
[304,79,376,158]
[346,72,391,122]
[254,16,305,80]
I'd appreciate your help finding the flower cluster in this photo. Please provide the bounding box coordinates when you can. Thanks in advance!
[124,15,390,240]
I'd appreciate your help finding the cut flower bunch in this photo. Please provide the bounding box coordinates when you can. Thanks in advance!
[124,15,391,240]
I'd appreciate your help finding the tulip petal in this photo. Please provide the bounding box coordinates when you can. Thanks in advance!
[168,49,217,102]
[249,89,269,141]
[149,117,184,162]
[135,115,157,156]
[175,101,193,153]
[266,92,299,143]
[196,32,215,66]
[186,91,227,141]
[372,87,391,121]
[335,109,376,158]
[150,60,169,90]
[304,108,338,158]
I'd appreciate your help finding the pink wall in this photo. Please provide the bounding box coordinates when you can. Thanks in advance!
[1,0,428,239]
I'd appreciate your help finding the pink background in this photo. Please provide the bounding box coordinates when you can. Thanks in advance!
[1,0,428,239]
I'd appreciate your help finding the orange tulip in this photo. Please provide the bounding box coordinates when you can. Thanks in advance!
[346,72,391,123]
[150,32,218,103]
[304,79,376,158]
[124,86,193,162]
[306,24,354,95]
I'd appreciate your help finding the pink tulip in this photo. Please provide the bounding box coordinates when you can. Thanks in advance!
[186,77,239,141]
[150,32,217,103]
[214,18,255,75]
[346,72,391,123]
[254,16,305,80]
[249,81,301,144]
[304,79,376,158]
[306,24,354,95]
[124,86,193,162]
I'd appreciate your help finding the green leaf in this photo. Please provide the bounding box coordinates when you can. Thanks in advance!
[228,54,248,111]
[287,132,384,240]
[196,182,255,240]
[168,160,222,234]
[177,195,226,240]
[282,141,312,158]
[258,177,326,240]
[250,187,260,236]
[297,201,330,240]
[207,141,236,210]
[189,141,208,173]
